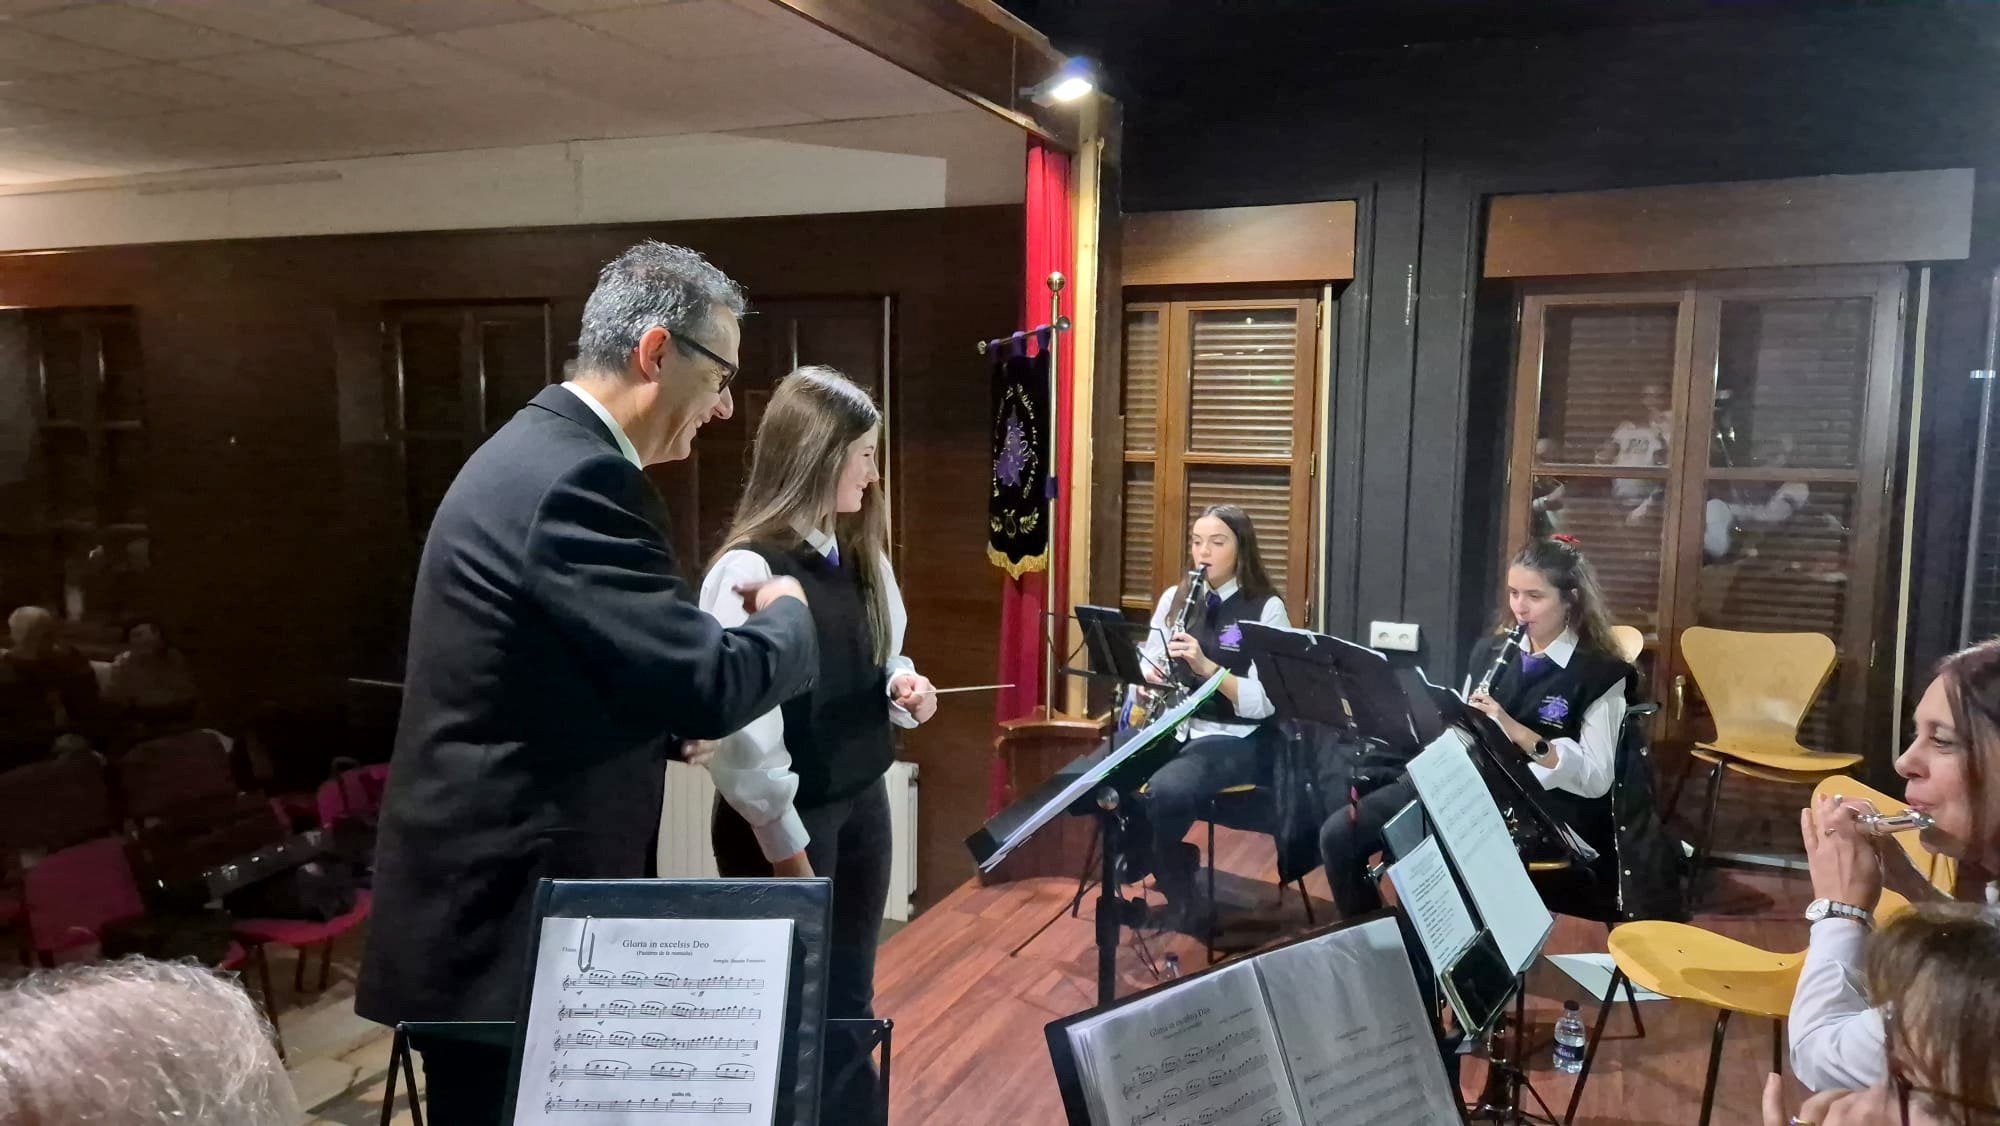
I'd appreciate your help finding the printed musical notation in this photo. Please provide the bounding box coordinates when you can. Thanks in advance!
[544,1096,753,1114]
[549,1060,757,1083]
[1124,1028,1264,1095]
[553,1032,758,1052]
[1120,1052,1269,1102]
[517,916,794,1124]
[558,1001,763,1021]
[562,971,765,991]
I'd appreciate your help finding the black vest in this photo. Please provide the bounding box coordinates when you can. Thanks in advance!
[1189,590,1272,724]
[1466,632,1633,825]
[748,542,895,809]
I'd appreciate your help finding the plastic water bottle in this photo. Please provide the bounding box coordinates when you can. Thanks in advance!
[1553,1001,1586,1074]
[1163,953,1181,980]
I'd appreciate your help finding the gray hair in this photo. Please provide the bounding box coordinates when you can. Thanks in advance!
[574,241,747,377]
[0,957,300,1126]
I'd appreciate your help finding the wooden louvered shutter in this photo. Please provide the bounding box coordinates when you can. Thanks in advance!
[1119,296,1319,621]
[1508,269,1904,856]
[1121,306,1163,608]
[1161,300,1318,623]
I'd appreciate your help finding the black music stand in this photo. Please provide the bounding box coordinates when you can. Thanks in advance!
[1240,624,1430,748]
[966,670,1226,1006]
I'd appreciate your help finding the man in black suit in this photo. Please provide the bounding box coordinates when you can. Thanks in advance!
[356,243,817,1124]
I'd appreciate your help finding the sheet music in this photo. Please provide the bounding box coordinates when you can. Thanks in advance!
[1404,730,1553,974]
[513,916,792,1125]
[1253,918,1461,1126]
[1386,837,1477,971]
[1064,960,1302,1126]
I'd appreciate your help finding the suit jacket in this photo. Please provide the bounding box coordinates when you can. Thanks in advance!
[356,384,817,1025]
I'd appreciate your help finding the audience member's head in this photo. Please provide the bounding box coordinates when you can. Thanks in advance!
[0,957,298,1126]
[1899,639,2000,884]
[1867,902,2000,1125]
[123,618,168,660]
[6,606,55,659]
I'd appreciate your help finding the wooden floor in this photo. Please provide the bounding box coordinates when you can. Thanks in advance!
[878,826,1817,1125]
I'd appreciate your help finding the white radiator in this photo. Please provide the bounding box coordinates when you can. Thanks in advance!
[657,759,918,922]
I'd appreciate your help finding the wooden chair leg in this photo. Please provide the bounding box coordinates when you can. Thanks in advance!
[292,945,306,993]
[319,941,334,992]
[1698,1009,1732,1126]
[1562,966,1624,1126]
[252,945,285,1063]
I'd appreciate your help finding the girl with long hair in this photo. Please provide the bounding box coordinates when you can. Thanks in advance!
[1136,505,1292,932]
[1318,536,1638,919]
[696,366,933,1124]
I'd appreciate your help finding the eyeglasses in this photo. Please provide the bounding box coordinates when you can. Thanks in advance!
[669,331,739,392]
[1885,1006,2000,1125]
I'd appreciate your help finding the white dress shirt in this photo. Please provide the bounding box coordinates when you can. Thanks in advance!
[1136,578,1290,740]
[1461,628,1625,800]
[560,381,642,469]
[697,528,918,862]
[1789,880,2000,1092]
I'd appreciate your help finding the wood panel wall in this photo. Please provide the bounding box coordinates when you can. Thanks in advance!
[0,205,1020,908]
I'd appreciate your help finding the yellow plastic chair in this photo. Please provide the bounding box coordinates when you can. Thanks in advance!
[1563,776,1955,1126]
[1610,624,1645,665]
[1674,628,1861,901]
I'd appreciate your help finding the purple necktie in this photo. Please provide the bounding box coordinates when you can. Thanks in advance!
[1520,650,1551,674]
[826,542,839,568]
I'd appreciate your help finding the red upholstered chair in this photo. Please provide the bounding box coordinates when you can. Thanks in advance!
[25,836,288,1057]
[231,889,373,1000]
[22,837,144,963]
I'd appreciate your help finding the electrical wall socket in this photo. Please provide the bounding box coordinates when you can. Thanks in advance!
[1369,620,1420,653]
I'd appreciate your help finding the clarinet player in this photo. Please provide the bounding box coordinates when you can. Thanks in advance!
[1318,535,1635,918]
[1136,505,1291,933]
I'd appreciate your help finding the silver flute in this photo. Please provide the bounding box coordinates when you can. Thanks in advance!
[1855,808,1934,835]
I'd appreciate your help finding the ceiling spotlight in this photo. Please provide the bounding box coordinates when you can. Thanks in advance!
[1024,57,1097,107]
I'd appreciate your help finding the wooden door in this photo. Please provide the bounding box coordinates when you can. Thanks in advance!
[1506,268,1906,843]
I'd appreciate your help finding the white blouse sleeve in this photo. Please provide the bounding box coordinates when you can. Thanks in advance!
[878,552,920,730]
[1788,919,1887,1092]
[697,549,808,862]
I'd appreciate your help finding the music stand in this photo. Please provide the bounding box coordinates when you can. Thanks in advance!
[1240,624,1429,749]
[966,670,1226,1006]
[1070,605,1153,687]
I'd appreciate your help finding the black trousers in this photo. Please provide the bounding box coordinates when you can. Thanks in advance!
[1145,729,1274,904]
[712,775,892,1126]
[1317,776,1418,919]
[416,1037,510,1126]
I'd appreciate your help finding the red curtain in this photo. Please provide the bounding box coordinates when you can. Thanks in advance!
[991,142,1075,814]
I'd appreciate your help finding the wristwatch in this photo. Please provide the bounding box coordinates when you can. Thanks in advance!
[1803,898,1871,928]
[1527,738,1553,764]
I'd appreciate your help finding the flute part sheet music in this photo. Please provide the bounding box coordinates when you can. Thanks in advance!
[513,916,792,1125]
[1404,730,1553,974]
[1253,918,1460,1126]
[1064,960,1300,1126]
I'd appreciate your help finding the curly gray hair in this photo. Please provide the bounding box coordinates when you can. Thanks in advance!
[0,957,299,1125]
[574,240,747,378]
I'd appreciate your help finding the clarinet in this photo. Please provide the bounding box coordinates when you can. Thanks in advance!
[1161,564,1210,699]
[1475,623,1527,697]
